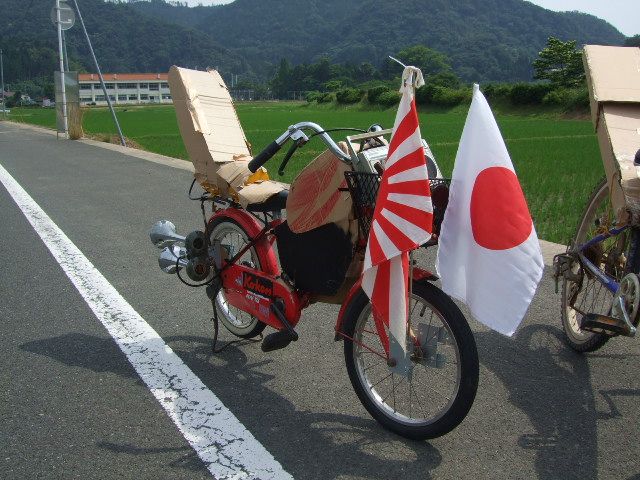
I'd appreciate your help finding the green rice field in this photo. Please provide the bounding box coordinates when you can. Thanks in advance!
[6,103,604,244]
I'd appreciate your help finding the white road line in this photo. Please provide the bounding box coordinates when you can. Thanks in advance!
[0,162,292,480]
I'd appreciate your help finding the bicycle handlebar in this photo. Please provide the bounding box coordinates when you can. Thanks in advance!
[247,121,351,173]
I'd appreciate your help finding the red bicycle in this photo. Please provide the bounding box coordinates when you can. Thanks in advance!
[150,121,479,440]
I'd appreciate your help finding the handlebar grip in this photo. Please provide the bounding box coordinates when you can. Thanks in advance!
[248,141,282,173]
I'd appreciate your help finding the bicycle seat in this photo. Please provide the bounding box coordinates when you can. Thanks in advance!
[246,189,289,212]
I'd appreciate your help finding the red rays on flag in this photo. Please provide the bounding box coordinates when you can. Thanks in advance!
[361,66,433,364]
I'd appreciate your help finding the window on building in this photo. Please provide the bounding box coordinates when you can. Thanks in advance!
[140,94,149,100]
[104,83,115,90]
[80,84,92,90]
[149,83,160,91]
[139,83,148,89]
[93,83,101,89]
[120,83,137,89]
[128,95,138,101]
[109,95,116,101]
[162,94,172,100]
[149,96,157,102]
[118,95,127,101]
[80,97,92,103]
[95,95,106,101]
[161,83,169,89]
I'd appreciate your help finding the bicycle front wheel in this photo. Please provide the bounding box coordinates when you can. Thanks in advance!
[342,282,479,440]
[209,217,267,339]
[561,178,640,352]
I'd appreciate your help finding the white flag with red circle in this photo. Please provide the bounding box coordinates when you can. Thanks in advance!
[361,66,433,363]
[436,84,543,336]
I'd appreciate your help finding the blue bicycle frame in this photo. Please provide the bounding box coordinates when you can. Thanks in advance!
[575,224,629,294]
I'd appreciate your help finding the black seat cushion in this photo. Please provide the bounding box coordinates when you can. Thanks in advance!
[246,190,289,212]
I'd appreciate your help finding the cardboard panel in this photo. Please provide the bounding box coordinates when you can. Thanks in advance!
[286,147,353,233]
[584,46,640,127]
[583,46,640,222]
[168,65,287,206]
[599,105,640,219]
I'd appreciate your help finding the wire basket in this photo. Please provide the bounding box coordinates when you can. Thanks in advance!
[344,171,380,239]
[344,171,451,239]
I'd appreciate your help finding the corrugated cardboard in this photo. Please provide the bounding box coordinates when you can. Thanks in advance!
[287,145,353,233]
[583,46,640,223]
[168,66,284,203]
[238,181,287,209]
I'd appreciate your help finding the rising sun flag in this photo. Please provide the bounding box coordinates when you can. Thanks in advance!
[361,66,433,369]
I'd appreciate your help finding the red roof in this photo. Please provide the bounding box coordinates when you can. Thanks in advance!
[78,73,168,81]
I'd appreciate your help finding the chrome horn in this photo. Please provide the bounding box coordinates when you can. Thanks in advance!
[158,245,188,274]
[150,220,186,248]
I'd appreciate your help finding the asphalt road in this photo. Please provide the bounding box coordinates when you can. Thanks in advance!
[1,122,638,480]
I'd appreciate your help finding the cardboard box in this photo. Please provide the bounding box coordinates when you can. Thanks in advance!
[583,46,640,222]
[168,66,284,204]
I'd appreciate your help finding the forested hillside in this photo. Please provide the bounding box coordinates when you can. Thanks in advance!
[1,0,625,85]
[0,0,246,84]
[133,0,624,82]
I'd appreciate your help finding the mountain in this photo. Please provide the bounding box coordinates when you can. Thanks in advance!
[0,0,248,84]
[132,0,624,82]
[1,0,625,85]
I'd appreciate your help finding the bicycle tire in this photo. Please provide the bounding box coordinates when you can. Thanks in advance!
[561,177,640,352]
[342,281,479,440]
[209,216,267,339]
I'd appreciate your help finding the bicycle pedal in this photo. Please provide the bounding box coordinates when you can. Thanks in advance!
[261,330,298,352]
[580,314,634,336]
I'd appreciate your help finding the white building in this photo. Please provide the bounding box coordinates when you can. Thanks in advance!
[78,73,172,105]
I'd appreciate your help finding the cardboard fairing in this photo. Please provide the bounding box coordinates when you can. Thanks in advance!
[286,144,354,234]
[583,46,640,223]
[168,66,285,205]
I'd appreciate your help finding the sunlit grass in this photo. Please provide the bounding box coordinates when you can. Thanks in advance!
[6,102,602,244]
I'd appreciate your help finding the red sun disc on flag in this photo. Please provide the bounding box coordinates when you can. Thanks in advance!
[470,166,532,250]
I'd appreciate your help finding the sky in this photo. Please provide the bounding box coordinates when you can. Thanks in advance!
[526,0,639,37]
[180,0,639,38]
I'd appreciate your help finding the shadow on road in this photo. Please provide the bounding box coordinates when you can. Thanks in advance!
[21,332,443,479]
[476,324,600,480]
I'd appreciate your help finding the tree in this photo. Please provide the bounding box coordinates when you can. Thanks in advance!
[395,45,453,77]
[270,58,292,98]
[533,37,585,88]
[625,35,640,47]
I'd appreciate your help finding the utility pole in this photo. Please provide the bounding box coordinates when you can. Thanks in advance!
[56,0,69,137]
[1,49,6,118]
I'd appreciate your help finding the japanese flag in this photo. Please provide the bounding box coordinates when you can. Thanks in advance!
[436,84,543,336]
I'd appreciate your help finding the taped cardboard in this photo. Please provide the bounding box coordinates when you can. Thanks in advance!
[583,46,640,223]
[169,66,287,205]
[286,145,353,233]
[238,181,288,209]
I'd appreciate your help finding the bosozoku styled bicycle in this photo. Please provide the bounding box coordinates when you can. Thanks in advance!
[150,118,479,440]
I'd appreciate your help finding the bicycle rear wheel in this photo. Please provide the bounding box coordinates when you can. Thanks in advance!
[342,282,478,440]
[561,178,640,352]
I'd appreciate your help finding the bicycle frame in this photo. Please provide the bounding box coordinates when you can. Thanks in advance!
[574,224,629,294]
